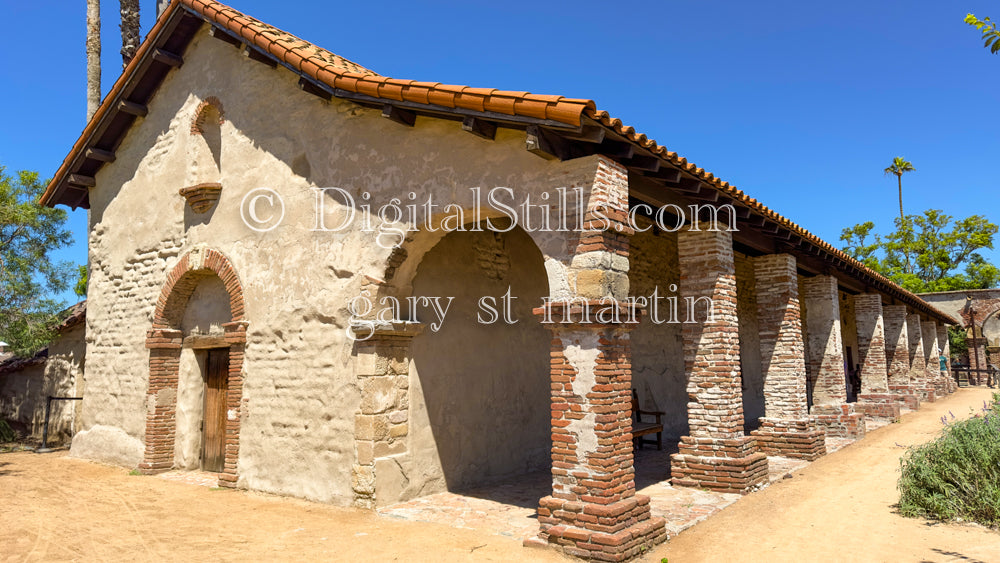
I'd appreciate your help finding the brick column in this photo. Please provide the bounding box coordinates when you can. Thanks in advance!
[531,302,667,559]
[670,228,768,492]
[350,321,423,509]
[139,328,183,474]
[883,305,920,410]
[219,321,248,488]
[802,276,865,439]
[906,314,934,402]
[936,324,955,393]
[747,254,825,460]
[528,156,666,561]
[853,294,901,422]
[922,320,945,398]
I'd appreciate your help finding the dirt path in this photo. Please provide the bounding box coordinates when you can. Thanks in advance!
[647,387,1000,563]
[0,452,569,562]
[2,389,997,562]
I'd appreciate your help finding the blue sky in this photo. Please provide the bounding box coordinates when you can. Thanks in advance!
[2,1,998,305]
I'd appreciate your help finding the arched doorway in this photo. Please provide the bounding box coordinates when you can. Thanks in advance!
[140,246,247,487]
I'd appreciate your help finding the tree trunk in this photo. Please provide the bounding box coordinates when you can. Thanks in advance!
[897,174,904,224]
[898,173,912,274]
[86,0,101,121]
[120,0,140,68]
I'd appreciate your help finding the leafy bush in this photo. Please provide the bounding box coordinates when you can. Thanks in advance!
[898,394,1000,526]
[0,419,15,443]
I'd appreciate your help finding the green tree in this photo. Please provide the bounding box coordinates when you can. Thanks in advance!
[75,265,88,298]
[948,325,968,360]
[840,209,1000,293]
[0,166,76,356]
[966,13,1000,54]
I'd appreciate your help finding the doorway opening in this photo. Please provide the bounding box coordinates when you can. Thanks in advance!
[201,348,229,473]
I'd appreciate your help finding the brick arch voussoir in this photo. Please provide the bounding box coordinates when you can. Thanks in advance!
[151,248,245,330]
[190,96,225,135]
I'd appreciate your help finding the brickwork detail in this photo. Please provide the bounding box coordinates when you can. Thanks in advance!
[531,302,667,561]
[906,314,934,403]
[190,95,225,135]
[853,295,903,422]
[922,321,946,398]
[140,247,247,489]
[747,254,825,461]
[802,276,847,406]
[571,157,632,301]
[853,294,889,394]
[152,246,245,329]
[802,276,865,439]
[883,305,911,388]
[671,229,768,492]
[884,306,920,408]
[350,322,422,509]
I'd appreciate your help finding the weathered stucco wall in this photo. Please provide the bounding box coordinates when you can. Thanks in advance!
[628,227,685,439]
[407,226,550,494]
[735,252,764,428]
[73,25,601,504]
[0,324,84,445]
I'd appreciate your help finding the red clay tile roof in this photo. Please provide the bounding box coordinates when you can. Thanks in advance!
[39,0,958,325]
[181,0,595,126]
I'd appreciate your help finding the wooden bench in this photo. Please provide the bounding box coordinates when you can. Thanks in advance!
[631,389,664,450]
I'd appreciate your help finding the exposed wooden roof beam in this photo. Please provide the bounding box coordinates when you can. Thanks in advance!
[623,154,660,173]
[298,77,332,101]
[117,100,147,116]
[208,25,241,47]
[85,147,116,163]
[152,48,183,67]
[68,174,96,188]
[599,141,634,160]
[461,116,497,140]
[526,125,569,160]
[382,104,415,127]
[242,44,277,67]
[560,125,605,144]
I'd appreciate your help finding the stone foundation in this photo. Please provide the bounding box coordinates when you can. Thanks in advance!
[856,394,902,422]
[670,436,769,493]
[810,403,866,439]
[530,495,668,561]
[750,417,826,460]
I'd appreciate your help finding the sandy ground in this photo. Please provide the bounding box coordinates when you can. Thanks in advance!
[647,387,1000,563]
[0,452,570,562]
[1,387,997,562]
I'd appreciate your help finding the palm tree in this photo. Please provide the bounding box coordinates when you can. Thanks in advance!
[884,157,915,224]
[884,157,916,273]
[120,0,140,68]
[86,0,101,120]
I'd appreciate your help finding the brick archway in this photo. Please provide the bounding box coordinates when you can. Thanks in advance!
[141,246,247,488]
[189,96,225,135]
[969,301,1000,329]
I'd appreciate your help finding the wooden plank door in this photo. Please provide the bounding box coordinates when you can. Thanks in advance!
[202,349,229,473]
